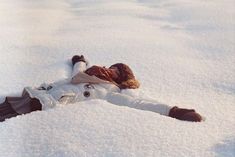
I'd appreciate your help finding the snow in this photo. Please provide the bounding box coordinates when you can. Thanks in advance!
[0,0,234,157]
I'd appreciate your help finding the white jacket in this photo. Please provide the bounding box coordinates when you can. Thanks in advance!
[25,61,172,116]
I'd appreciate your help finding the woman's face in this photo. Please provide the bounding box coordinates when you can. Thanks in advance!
[109,66,120,80]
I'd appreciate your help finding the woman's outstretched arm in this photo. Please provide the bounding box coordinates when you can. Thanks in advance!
[37,55,89,92]
[106,92,203,122]
[106,92,171,115]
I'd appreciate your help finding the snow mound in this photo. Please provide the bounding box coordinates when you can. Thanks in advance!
[0,100,214,157]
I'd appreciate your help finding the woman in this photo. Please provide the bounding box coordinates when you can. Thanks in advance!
[0,55,203,122]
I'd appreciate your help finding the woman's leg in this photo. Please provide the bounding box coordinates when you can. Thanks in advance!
[7,90,42,115]
[0,99,19,122]
[30,98,42,111]
[0,91,42,122]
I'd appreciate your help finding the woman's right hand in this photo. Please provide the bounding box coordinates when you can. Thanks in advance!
[72,55,86,65]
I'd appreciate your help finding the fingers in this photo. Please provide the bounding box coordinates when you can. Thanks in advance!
[72,55,86,65]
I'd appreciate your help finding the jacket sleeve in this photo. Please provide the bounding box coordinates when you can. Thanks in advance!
[106,92,172,116]
[71,61,89,78]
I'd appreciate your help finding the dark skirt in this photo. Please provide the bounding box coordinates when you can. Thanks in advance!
[0,89,42,122]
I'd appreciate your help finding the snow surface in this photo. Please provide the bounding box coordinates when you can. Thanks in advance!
[0,0,235,156]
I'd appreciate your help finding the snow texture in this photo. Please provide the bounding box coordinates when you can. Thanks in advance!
[0,0,235,157]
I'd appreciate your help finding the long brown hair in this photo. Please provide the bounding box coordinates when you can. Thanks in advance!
[119,79,140,89]
[109,63,140,89]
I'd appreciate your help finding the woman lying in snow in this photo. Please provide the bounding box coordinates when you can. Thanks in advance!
[0,55,203,122]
